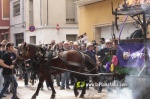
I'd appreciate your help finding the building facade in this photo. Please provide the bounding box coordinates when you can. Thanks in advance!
[0,0,10,41]
[10,0,24,46]
[10,0,79,46]
[76,0,140,43]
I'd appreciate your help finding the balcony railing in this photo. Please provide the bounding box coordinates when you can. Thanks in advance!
[66,18,76,24]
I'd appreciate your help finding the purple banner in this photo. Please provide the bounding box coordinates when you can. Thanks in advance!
[147,44,150,65]
[116,43,144,68]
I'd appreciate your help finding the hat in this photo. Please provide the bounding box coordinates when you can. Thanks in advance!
[105,39,111,43]
[63,41,69,45]
[69,41,73,43]
[73,42,78,46]
[86,42,93,49]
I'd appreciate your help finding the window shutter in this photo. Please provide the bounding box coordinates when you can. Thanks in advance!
[66,0,76,24]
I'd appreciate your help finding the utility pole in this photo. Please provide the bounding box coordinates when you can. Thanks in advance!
[47,0,48,25]
[40,0,42,26]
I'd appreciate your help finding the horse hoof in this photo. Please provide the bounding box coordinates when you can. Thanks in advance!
[75,92,79,97]
[79,95,84,98]
[41,88,44,90]
[31,95,36,99]
[50,94,55,99]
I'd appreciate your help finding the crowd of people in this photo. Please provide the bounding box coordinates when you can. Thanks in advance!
[39,33,117,92]
[0,33,118,98]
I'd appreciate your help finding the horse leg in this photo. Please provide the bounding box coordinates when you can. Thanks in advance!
[31,78,44,99]
[106,76,113,92]
[41,84,44,90]
[47,78,56,99]
[98,75,104,93]
[73,82,79,97]
[79,82,86,98]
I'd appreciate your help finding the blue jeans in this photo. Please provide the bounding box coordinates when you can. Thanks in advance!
[0,69,4,92]
[61,72,70,88]
[23,70,30,85]
[18,65,23,78]
[56,74,60,86]
[0,74,18,98]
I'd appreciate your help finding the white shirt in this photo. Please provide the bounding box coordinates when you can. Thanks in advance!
[81,36,88,44]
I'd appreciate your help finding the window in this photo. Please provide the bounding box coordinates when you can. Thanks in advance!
[0,31,9,41]
[66,0,77,24]
[30,36,36,44]
[66,35,77,41]
[29,0,34,25]
[15,33,24,46]
[13,1,20,16]
[2,0,9,18]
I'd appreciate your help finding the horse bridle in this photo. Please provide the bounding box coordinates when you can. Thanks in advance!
[15,55,32,70]
[16,44,35,70]
[21,44,30,58]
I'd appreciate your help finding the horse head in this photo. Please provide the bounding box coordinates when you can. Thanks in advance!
[15,54,24,67]
[15,42,41,70]
[18,42,38,60]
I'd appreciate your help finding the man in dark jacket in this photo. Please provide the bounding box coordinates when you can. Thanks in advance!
[84,42,96,89]
[84,42,96,63]
[96,39,113,93]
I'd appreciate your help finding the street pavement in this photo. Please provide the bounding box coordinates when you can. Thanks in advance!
[2,79,107,99]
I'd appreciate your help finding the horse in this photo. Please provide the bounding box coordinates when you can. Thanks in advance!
[16,42,98,99]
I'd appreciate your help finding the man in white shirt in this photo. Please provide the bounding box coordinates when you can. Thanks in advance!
[81,32,89,44]
[100,38,105,49]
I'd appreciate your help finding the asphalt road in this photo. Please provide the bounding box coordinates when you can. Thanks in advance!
[2,79,107,99]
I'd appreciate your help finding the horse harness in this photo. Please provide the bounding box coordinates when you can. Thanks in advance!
[18,43,96,75]
[35,48,87,74]
[35,45,86,68]
[60,50,85,68]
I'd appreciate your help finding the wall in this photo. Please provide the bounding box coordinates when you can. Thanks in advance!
[24,0,78,45]
[78,0,131,41]
[10,0,25,45]
[100,23,139,40]
[25,26,79,44]
[47,0,66,25]
[0,0,9,27]
[0,0,9,41]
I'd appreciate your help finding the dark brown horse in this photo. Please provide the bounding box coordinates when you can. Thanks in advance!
[16,42,98,99]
